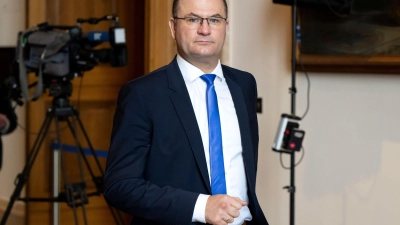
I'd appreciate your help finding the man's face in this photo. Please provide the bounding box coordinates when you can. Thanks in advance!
[169,0,228,65]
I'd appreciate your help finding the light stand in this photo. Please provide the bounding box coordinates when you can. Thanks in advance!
[288,4,298,225]
[271,1,301,225]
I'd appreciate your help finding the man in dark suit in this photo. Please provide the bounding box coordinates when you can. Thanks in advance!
[104,0,269,224]
[0,80,18,170]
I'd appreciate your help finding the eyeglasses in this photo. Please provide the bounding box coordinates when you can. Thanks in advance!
[174,16,227,28]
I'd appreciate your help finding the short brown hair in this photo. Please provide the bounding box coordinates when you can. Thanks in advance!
[172,0,228,18]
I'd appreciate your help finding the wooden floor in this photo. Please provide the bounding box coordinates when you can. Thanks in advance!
[0,197,25,225]
[1,196,132,225]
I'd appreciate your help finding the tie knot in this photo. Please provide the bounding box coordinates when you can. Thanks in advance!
[200,74,216,85]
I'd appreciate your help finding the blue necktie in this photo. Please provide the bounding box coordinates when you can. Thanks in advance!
[200,74,227,195]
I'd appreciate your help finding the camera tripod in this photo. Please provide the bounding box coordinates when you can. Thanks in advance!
[0,95,125,225]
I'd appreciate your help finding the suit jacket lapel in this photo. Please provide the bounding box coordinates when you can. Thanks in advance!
[223,67,257,193]
[166,58,212,193]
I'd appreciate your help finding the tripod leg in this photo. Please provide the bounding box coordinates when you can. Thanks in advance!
[0,110,54,225]
[65,117,103,194]
[54,114,88,225]
[69,115,89,225]
[53,145,60,225]
[75,114,105,176]
[67,110,126,225]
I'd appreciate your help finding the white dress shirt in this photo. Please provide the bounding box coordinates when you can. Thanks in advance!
[176,55,252,224]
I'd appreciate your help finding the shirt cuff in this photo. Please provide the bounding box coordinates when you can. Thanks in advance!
[192,194,210,223]
[0,118,10,134]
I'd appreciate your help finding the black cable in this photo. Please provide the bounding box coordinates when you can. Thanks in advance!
[298,52,311,120]
[279,147,306,169]
[296,21,311,120]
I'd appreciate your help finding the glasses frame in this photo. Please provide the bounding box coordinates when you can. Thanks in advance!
[173,16,227,27]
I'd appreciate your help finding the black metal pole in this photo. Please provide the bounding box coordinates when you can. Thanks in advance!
[291,5,297,116]
[290,2,298,225]
[290,152,295,225]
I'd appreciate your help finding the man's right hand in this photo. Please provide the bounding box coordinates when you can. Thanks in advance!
[205,195,247,225]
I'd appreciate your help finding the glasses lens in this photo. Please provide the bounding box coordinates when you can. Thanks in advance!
[186,17,200,24]
[207,17,221,25]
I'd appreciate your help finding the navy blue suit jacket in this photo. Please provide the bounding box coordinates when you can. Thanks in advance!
[104,58,268,225]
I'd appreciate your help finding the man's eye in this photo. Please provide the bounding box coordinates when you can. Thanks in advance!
[187,17,200,23]
[208,18,220,24]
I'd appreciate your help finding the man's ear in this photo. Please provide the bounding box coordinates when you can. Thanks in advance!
[168,18,176,40]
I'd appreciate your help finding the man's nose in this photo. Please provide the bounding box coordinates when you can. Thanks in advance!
[198,18,211,34]
[199,18,209,26]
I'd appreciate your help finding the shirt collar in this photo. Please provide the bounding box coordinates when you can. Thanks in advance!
[176,54,224,84]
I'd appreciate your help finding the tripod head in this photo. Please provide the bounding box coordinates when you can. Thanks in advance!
[44,78,79,122]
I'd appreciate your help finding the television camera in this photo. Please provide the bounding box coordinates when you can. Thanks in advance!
[9,14,127,103]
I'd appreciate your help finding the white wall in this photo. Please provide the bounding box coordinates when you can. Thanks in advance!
[229,1,400,225]
[0,0,26,47]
